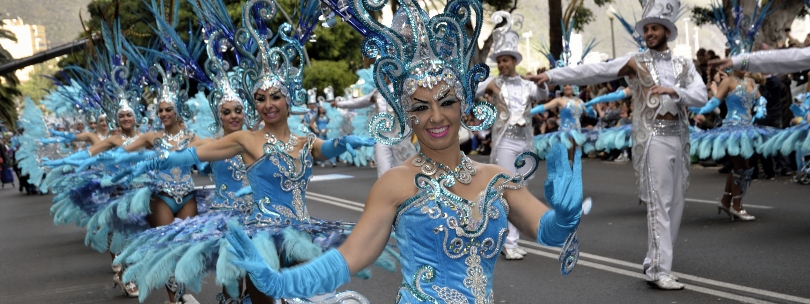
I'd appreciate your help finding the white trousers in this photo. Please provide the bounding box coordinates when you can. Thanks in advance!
[642,135,685,281]
[494,137,532,249]
[374,142,394,178]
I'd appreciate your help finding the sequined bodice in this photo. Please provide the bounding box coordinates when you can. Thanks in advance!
[724,83,758,126]
[243,134,314,226]
[393,169,532,304]
[152,136,195,201]
[210,156,251,214]
[559,99,583,131]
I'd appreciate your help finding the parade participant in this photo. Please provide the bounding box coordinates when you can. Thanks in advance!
[476,11,549,260]
[225,1,582,302]
[331,58,417,176]
[688,1,773,222]
[534,0,706,290]
[114,2,380,302]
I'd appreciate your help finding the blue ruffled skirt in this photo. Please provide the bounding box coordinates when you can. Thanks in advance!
[759,123,810,157]
[533,129,586,158]
[690,124,774,160]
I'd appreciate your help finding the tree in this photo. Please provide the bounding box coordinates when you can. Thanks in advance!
[0,20,21,131]
[548,0,613,63]
[690,0,807,49]
[18,59,59,104]
[303,60,358,93]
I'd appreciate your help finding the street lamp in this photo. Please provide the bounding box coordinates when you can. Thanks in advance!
[607,5,617,59]
[521,31,533,72]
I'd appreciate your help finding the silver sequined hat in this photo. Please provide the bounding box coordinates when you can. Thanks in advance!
[635,0,680,42]
[488,11,523,63]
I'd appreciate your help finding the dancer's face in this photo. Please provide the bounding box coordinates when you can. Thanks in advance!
[643,23,669,51]
[219,101,245,134]
[97,116,108,132]
[563,85,574,96]
[158,102,178,128]
[410,81,461,152]
[118,111,135,131]
[497,55,517,77]
[88,121,97,131]
[254,88,289,125]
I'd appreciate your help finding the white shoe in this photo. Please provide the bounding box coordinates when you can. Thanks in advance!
[501,248,524,260]
[647,276,684,290]
[614,153,629,162]
[515,247,527,256]
[642,266,678,282]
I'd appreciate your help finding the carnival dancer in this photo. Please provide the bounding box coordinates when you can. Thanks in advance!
[534,0,706,289]
[760,83,810,184]
[475,11,549,260]
[688,1,773,222]
[224,1,583,302]
[331,59,417,176]
[114,1,381,302]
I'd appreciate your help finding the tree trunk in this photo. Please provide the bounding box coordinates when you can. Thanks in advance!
[724,0,805,50]
[549,0,563,64]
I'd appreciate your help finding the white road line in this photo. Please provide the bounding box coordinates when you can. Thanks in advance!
[309,191,810,304]
[686,198,774,209]
[519,246,775,304]
[517,240,810,304]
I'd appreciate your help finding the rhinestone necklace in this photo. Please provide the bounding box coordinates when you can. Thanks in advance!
[164,129,185,142]
[265,130,298,153]
[412,151,475,185]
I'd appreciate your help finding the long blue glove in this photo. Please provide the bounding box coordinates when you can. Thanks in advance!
[753,96,767,122]
[75,147,124,171]
[113,147,200,182]
[585,106,597,118]
[530,104,546,116]
[42,150,90,168]
[689,97,721,115]
[536,144,583,247]
[790,103,808,118]
[49,129,76,141]
[225,223,351,298]
[39,137,71,144]
[583,89,627,107]
[114,150,157,164]
[320,135,375,159]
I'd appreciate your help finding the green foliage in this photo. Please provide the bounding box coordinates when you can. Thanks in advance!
[303,60,358,94]
[0,20,20,131]
[19,59,60,104]
[690,6,714,27]
[572,5,596,32]
[303,23,365,70]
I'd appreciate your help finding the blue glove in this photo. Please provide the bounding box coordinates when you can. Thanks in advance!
[225,223,351,298]
[49,129,76,140]
[530,104,546,116]
[198,162,212,175]
[39,137,71,144]
[320,135,375,159]
[536,144,583,247]
[113,147,200,182]
[585,106,596,118]
[753,96,767,122]
[75,148,123,171]
[583,89,627,108]
[42,150,90,168]
[790,104,807,118]
[235,186,252,197]
[114,150,157,164]
[689,97,721,115]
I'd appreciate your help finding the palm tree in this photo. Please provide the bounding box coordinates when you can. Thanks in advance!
[0,20,21,131]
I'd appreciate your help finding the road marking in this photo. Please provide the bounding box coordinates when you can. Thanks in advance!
[686,198,774,209]
[309,191,809,304]
[310,174,354,182]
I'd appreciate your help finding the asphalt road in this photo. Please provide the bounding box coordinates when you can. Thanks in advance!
[1,156,808,303]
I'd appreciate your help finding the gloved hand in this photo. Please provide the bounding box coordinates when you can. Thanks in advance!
[320,135,375,159]
[689,97,721,115]
[49,129,76,140]
[225,223,351,298]
[39,137,71,144]
[198,162,212,175]
[75,148,122,171]
[536,144,583,247]
[585,106,597,118]
[113,147,200,182]
[42,150,90,168]
[114,150,157,164]
[583,89,627,108]
[790,103,808,118]
[530,104,546,116]
[753,96,767,121]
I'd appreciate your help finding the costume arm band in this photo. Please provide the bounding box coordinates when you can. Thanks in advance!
[535,210,578,247]
[49,129,76,141]
[583,90,627,107]
[732,48,810,73]
[530,105,545,116]
[689,97,721,115]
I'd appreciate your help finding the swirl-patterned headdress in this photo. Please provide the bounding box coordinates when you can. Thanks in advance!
[320,0,493,145]
[148,64,192,124]
[235,0,306,113]
[204,29,251,133]
[709,0,771,58]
